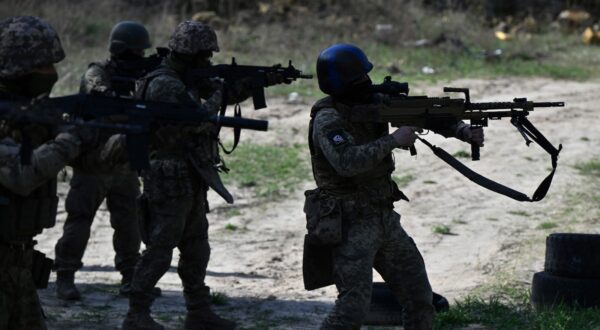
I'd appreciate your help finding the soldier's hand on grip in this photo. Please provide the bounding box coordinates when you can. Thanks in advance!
[455,122,484,147]
[391,126,420,147]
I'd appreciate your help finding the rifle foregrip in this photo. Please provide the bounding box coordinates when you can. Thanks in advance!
[409,146,417,156]
[471,143,480,161]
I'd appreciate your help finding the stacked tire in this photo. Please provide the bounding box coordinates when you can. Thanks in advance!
[364,282,449,325]
[531,233,600,309]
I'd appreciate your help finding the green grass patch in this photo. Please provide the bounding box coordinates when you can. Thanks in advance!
[575,159,600,177]
[508,210,531,217]
[435,286,600,329]
[452,150,471,158]
[487,217,499,221]
[580,137,590,142]
[537,221,558,230]
[424,180,437,184]
[210,292,229,306]
[393,174,415,188]
[222,143,310,198]
[225,223,238,231]
[432,224,452,235]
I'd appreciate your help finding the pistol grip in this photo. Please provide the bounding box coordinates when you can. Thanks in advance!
[471,143,480,161]
[409,145,417,156]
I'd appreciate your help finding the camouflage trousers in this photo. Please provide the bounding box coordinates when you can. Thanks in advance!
[129,159,211,310]
[0,246,46,330]
[54,170,141,274]
[321,207,434,330]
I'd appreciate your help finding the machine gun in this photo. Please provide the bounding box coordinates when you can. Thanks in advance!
[354,80,564,202]
[0,94,268,171]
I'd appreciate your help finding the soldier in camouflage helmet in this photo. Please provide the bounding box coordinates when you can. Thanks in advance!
[0,16,100,329]
[122,21,235,330]
[306,44,484,329]
[168,20,219,54]
[53,20,162,302]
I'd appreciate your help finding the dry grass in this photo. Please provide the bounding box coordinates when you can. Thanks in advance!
[2,0,599,97]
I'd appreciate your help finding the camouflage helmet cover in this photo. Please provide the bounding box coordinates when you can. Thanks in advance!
[0,16,65,78]
[168,21,219,54]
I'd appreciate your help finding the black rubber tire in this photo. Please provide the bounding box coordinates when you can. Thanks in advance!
[544,233,600,279]
[531,271,600,309]
[363,282,449,326]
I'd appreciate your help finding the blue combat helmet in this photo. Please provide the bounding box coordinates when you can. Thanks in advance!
[316,44,373,96]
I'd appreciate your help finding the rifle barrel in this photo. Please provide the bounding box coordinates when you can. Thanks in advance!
[212,116,269,131]
[533,102,564,107]
[468,101,564,110]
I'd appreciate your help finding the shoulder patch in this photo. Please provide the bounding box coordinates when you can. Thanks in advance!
[327,130,348,146]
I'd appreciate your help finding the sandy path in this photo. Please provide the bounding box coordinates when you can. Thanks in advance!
[35,78,600,329]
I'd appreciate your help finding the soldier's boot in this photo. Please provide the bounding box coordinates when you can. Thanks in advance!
[184,307,236,330]
[122,304,165,330]
[119,270,162,298]
[56,270,81,300]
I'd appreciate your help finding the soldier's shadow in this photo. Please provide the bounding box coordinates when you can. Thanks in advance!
[38,281,332,330]
[78,264,269,279]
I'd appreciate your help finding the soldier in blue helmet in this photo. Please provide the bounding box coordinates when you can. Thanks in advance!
[305,44,484,329]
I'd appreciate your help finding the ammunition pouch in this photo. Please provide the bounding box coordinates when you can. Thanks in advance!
[136,194,150,245]
[302,235,334,290]
[0,181,58,240]
[31,250,53,289]
[303,189,343,246]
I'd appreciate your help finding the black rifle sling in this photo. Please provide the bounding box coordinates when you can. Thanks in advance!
[217,101,242,154]
[416,118,561,202]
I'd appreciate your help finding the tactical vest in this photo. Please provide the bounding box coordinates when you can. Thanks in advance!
[309,97,397,197]
[135,65,219,162]
[85,55,162,97]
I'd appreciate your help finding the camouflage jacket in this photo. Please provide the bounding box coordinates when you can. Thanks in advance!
[309,96,399,198]
[80,57,159,97]
[0,90,82,195]
[137,58,222,157]
[73,58,152,173]
[0,134,81,196]
[136,58,235,203]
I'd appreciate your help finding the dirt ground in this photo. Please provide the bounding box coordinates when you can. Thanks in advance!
[35,77,600,329]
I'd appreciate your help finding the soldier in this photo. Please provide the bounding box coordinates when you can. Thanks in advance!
[0,16,99,329]
[306,44,484,329]
[122,21,229,330]
[53,21,161,301]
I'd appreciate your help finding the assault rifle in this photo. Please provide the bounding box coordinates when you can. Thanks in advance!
[185,58,313,110]
[184,58,311,153]
[0,94,268,171]
[356,78,564,202]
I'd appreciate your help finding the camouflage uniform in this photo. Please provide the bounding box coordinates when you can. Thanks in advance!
[308,97,435,330]
[125,21,233,330]
[131,57,222,309]
[54,59,143,284]
[0,16,85,329]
